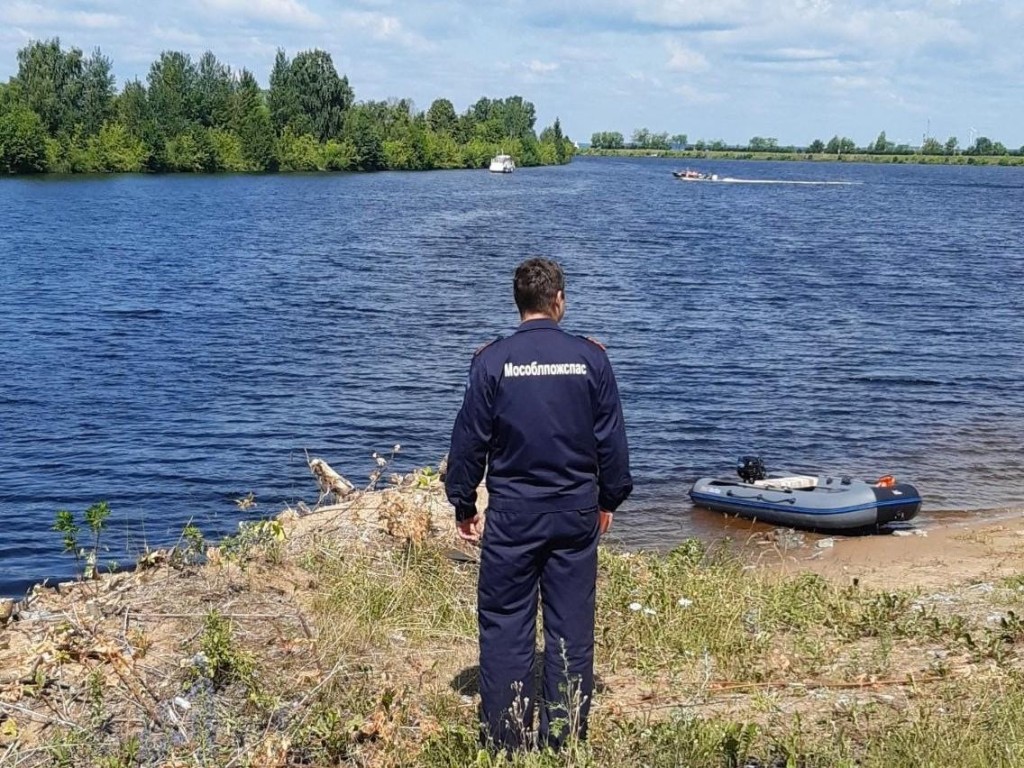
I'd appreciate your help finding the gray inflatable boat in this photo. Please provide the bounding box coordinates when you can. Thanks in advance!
[689,456,922,532]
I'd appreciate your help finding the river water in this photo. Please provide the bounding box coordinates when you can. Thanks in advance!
[1,157,1022,597]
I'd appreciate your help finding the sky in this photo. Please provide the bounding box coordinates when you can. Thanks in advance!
[2,0,1023,149]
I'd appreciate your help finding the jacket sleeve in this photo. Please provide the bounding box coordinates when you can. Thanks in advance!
[445,355,494,521]
[594,355,633,512]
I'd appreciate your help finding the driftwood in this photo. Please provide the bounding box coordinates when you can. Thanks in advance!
[307,455,355,505]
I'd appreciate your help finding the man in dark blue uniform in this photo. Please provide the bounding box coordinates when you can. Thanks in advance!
[445,257,633,751]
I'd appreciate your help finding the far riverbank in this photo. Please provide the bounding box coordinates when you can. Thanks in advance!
[580,147,1024,166]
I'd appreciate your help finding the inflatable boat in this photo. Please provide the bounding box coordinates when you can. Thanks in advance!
[689,456,922,532]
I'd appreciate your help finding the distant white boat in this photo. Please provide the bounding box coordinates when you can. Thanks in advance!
[489,154,516,173]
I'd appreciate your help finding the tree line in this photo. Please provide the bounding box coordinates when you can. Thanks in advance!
[590,127,1022,157]
[0,39,575,174]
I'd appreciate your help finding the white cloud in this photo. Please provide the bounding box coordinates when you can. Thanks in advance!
[337,10,432,50]
[526,59,559,75]
[829,75,878,91]
[672,82,724,104]
[196,0,322,28]
[151,24,206,47]
[0,1,124,29]
[767,47,835,62]
[665,41,708,72]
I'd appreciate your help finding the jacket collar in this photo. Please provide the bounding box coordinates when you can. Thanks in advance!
[516,318,561,333]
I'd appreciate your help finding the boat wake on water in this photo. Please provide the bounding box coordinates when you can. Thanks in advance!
[672,169,860,185]
[716,178,861,185]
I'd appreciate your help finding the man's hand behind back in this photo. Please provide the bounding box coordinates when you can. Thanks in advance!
[599,510,613,535]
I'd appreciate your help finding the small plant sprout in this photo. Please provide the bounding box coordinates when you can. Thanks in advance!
[53,509,80,560]
[53,501,111,579]
[176,521,206,566]
[82,501,110,579]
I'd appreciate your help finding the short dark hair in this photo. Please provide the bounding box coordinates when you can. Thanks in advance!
[514,258,565,315]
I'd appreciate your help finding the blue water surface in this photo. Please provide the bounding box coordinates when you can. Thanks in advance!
[1,157,1023,596]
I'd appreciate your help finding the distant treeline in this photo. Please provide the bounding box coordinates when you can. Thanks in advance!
[0,39,574,174]
[590,128,1023,158]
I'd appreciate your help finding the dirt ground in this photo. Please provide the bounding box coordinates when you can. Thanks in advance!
[3,477,1024,763]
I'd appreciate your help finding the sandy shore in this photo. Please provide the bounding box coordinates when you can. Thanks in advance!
[757,509,1024,590]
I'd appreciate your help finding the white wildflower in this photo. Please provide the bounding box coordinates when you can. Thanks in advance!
[677,598,693,608]
[628,602,642,612]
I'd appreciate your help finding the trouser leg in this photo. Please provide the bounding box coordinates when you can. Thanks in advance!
[477,510,544,750]
[538,508,599,749]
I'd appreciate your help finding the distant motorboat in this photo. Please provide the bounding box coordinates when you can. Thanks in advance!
[673,168,718,181]
[489,154,516,173]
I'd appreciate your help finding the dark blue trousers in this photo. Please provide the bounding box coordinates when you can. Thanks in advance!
[477,507,599,750]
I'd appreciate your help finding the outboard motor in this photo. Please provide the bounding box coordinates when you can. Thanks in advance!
[737,455,766,484]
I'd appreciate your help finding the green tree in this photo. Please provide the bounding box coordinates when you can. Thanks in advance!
[231,69,276,171]
[147,51,200,137]
[921,137,944,155]
[0,102,49,172]
[971,136,994,155]
[268,49,299,136]
[552,117,565,163]
[208,128,246,171]
[808,139,825,153]
[468,97,493,124]
[276,126,322,171]
[269,49,353,142]
[945,136,958,155]
[649,131,670,150]
[426,98,457,135]
[84,122,147,172]
[499,95,536,141]
[344,105,384,171]
[670,133,688,149]
[14,38,85,136]
[590,131,624,149]
[540,117,567,163]
[425,131,461,168]
[322,138,356,170]
[748,136,778,151]
[196,51,235,130]
[631,127,651,148]
[872,131,893,153]
[116,79,161,170]
[80,48,115,136]
[824,135,855,155]
[165,126,216,172]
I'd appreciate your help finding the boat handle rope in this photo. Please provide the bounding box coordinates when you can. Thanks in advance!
[725,491,797,505]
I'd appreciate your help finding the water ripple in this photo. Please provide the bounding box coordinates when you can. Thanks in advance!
[1,160,1023,595]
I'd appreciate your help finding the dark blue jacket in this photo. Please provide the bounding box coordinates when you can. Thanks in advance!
[446,318,633,521]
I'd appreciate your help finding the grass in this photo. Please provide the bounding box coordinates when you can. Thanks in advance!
[288,536,1024,767]
[9,515,1024,766]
